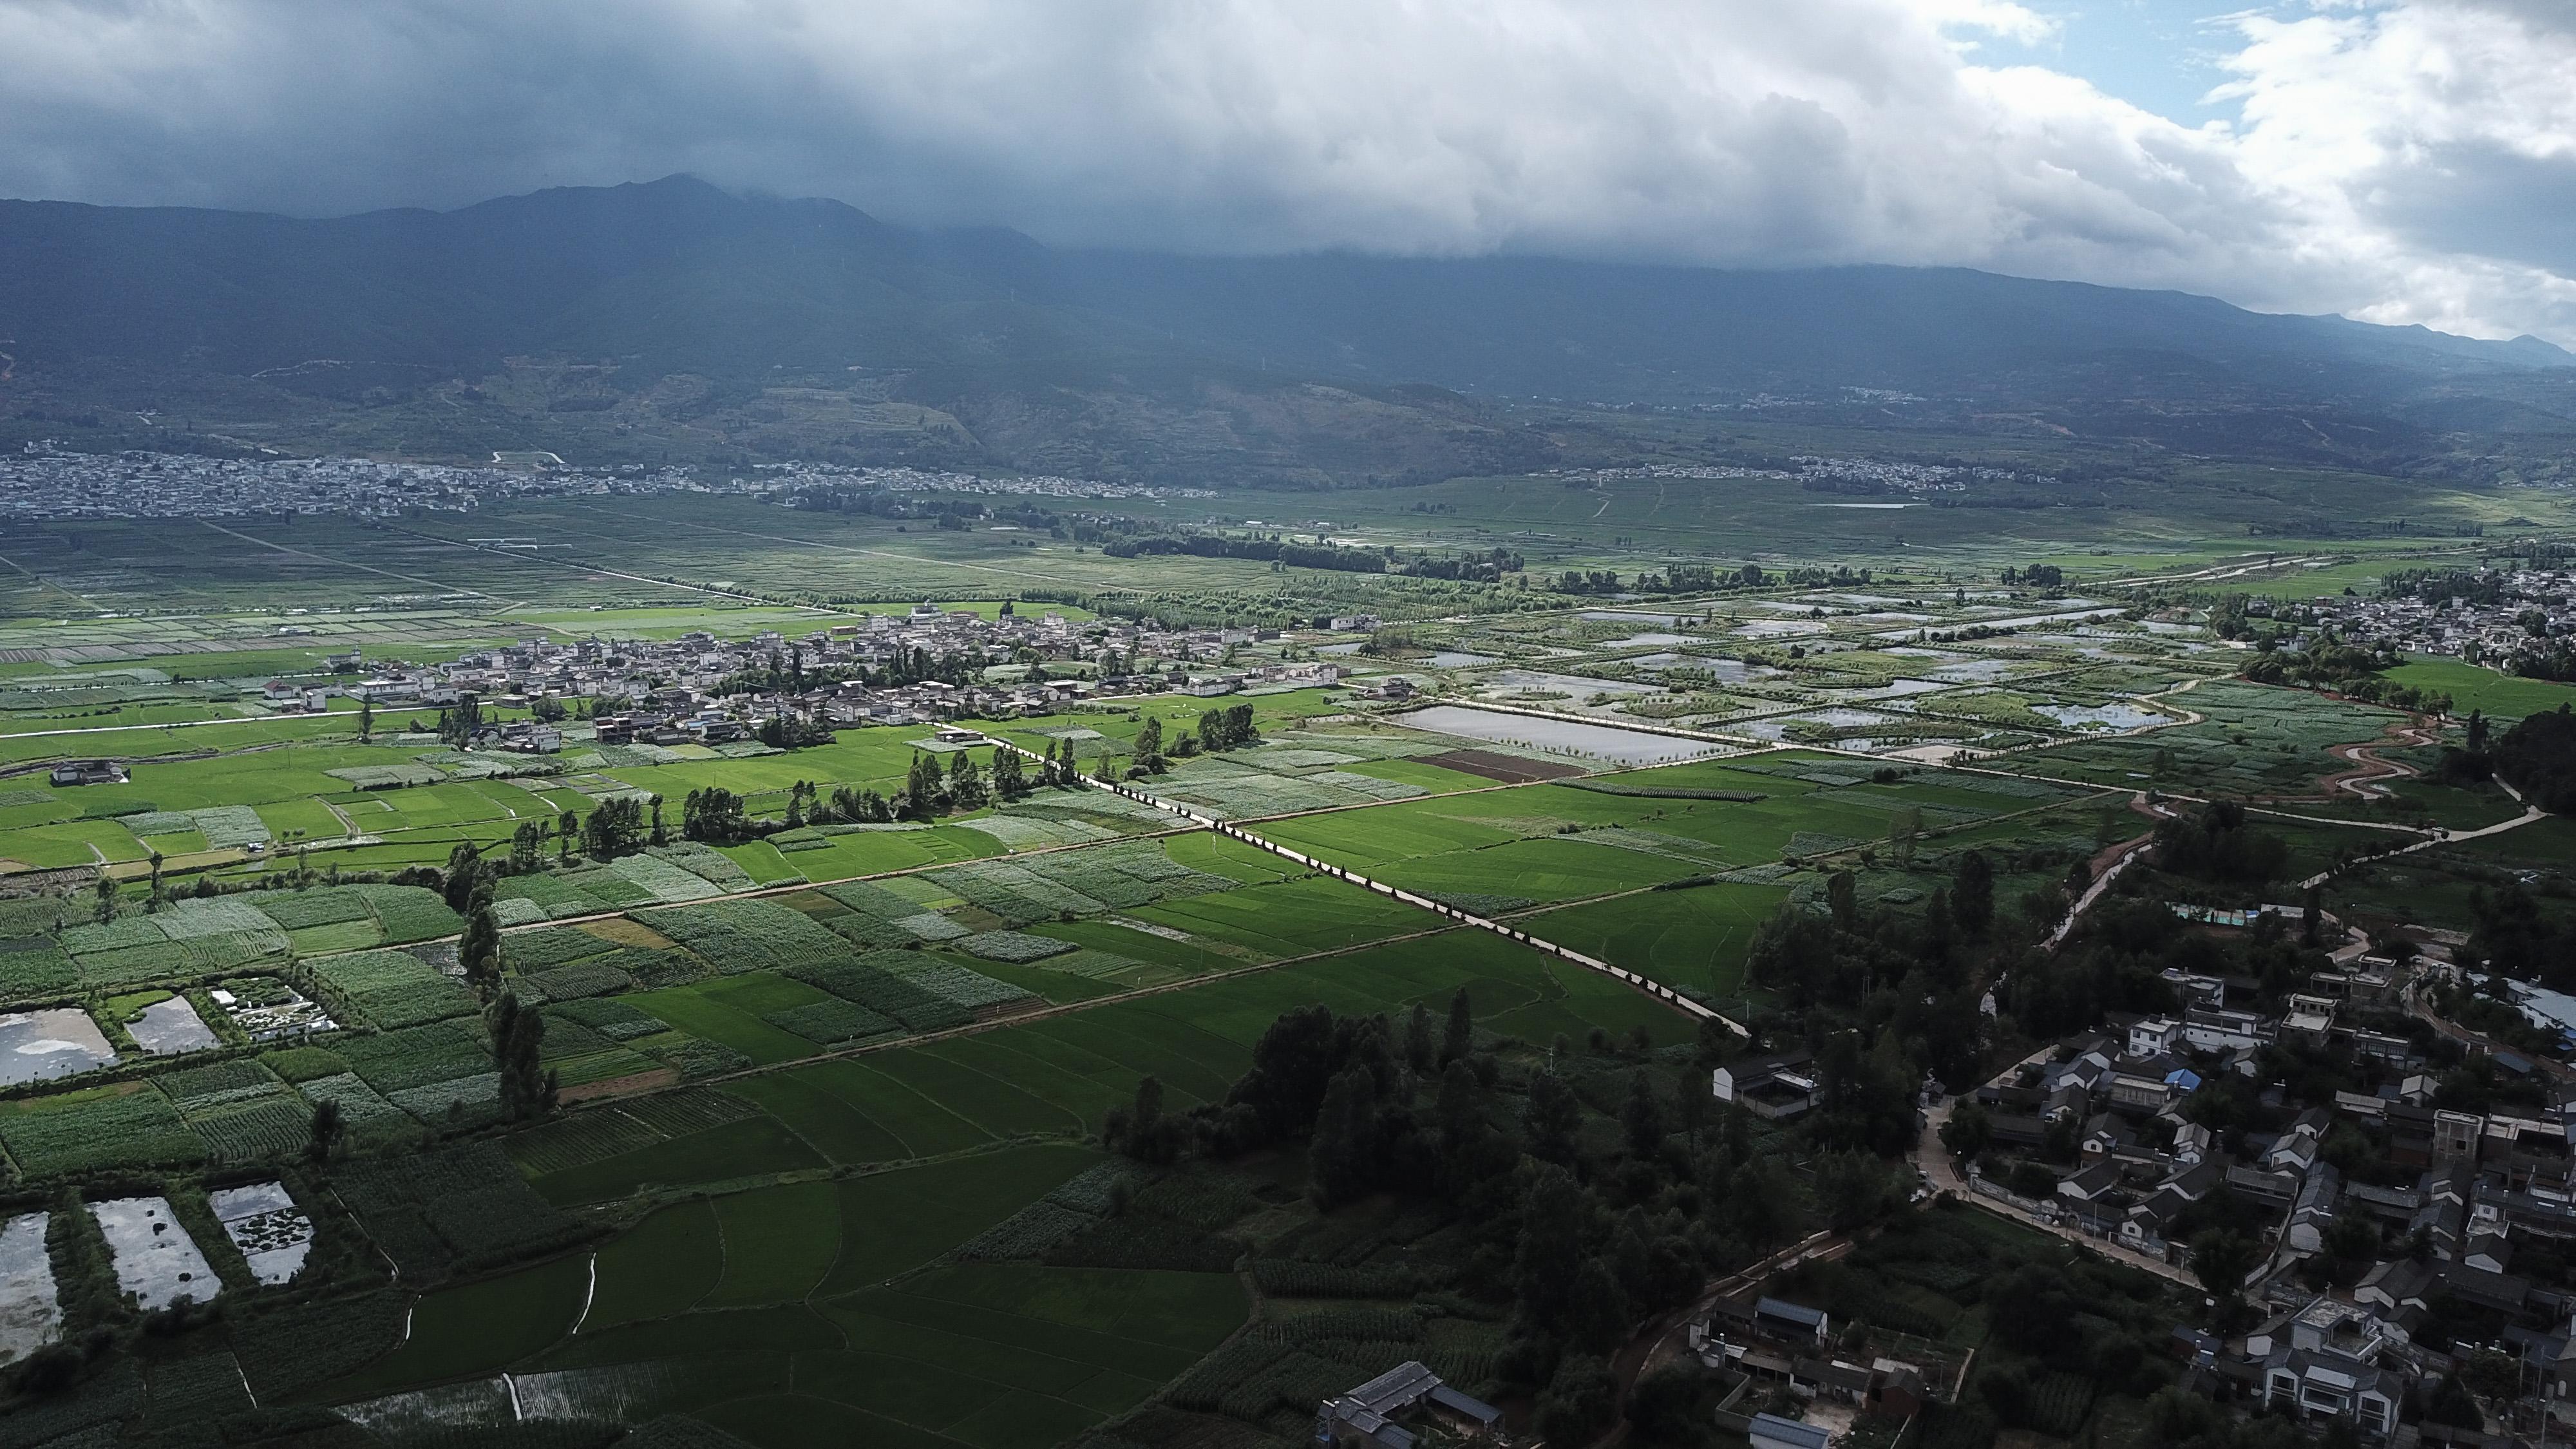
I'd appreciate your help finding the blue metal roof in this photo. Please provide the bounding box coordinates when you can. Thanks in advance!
[1748,1412,1833,1449]
[1428,1385,1502,1425]
[1756,1297,1826,1328]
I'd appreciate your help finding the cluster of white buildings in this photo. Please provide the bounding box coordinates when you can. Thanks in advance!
[744,462,1213,500]
[2306,566,2575,664]
[0,444,707,521]
[292,603,1351,742]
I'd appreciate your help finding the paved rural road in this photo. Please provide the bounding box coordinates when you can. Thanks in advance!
[2403,969,2576,1086]
[1915,1081,2199,1290]
[2291,783,2547,891]
[2043,793,2172,951]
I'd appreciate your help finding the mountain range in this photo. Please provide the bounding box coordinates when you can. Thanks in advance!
[4,175,2572,480]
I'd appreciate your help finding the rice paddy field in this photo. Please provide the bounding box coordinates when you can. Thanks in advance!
[0,558,2555,1448]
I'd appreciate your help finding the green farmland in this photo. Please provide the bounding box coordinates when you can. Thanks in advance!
[0,510,2562,1449]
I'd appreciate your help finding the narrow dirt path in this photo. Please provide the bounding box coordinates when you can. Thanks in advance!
[2038,793,2182,952]
[2313,715,2438,802]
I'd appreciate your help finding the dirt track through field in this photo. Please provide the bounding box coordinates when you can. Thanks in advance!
[2315,716,2438,800]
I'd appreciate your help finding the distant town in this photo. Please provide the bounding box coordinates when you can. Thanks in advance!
[294,602,1367,750]
[2271,565,2575,674]
[0,444,713,521]
[0,447,1235,523]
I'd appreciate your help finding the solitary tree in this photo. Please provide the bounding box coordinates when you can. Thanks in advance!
[441,842,488,913]
[1889,808,1922,869]
[1939,1101,1991,1159]
[1403,1002,1435,1075]
[306,1099,346,1163]
[461,902,502,1001]
[1622,1072,1667,1158]
[2190,1227,2259,1305]
[508,819,546,875]
[946,753,987,810]
[1439,987,1474,1068]
[1952,849,1994,936]
[1826,869,1857,930]
[1673,1072,1709,1151]
[992,748,1027,800]
[489,993,557,1121]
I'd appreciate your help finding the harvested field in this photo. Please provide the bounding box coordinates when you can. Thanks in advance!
[1414,748,1586,783]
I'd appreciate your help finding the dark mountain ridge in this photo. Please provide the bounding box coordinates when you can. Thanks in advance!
[3,175,2571,480]
[5,174,2566,393]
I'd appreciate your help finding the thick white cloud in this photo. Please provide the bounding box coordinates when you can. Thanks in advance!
[2209,0,2576,339]
[0,0,2570,341]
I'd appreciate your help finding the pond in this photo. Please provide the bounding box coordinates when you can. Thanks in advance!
[0,1008,118,1087]
[1828,679,1951,701]
[1479,670,1661,698]
[1739,708,1909,741]
[210,1180,314,1286]
[1957,606,2124,630]
[2036,703,2172,732]
[0,1213,59,1364]
[1927,659,2020,683]
[1396,705,1728,765]
[128,997,222,1056]
[90,1197,218,1311]
[1579,610,1689,625]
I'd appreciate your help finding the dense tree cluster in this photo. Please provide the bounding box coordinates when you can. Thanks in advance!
[1103,531,1388,573]
[2152,801,2288,884]
[488,992,556,1121]
[1131,718,1167,775]
[1740,857,1997,1097]
[1097,983,1942,1443]
[1194,705,1259,753]
[1397,547,1524,582]
[581,795,647,857]
[681,786,755,843]
[2467,884,2576,992]
[2494,704,2576,813]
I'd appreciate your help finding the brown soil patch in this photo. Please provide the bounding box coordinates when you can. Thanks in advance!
[579,916,674,949]
[1417,749,1586,784]
[560,1066,679,1104]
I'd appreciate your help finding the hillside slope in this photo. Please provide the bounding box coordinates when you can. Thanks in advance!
[3,175,2571,479]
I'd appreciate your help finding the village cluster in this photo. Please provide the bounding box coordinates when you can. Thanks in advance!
[0,444,715,521]
[1914,913,2576,1440]
[299,602,1358,744]
[2292,565,2576,670]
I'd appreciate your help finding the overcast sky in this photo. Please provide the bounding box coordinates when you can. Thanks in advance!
[3,0,2573,343]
